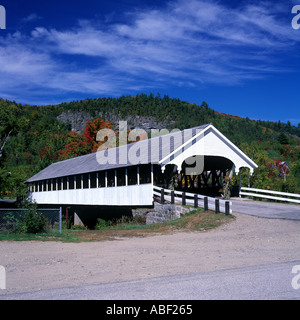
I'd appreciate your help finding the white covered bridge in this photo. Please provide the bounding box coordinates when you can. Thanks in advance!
[26,124,258,208]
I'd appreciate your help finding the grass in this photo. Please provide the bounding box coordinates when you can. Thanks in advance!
[0,231,83,242]
[68,208,235,242]
[0,208,235,242]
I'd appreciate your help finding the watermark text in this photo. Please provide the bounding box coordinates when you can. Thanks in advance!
[0,265,6,290]
[291,265,300,290]
[0,5,6,29]
[95,121,205,175]
[292,5,300,30]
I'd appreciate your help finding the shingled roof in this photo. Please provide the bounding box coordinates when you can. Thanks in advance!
[26,124,210,183]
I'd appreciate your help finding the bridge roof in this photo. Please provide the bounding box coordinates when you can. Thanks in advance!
[26,124,210,182]
[26,123,258,183]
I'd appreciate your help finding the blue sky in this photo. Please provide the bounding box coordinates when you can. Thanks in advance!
[0,0,300,125]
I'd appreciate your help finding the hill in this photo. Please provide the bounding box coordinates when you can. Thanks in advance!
[0,94,299,198]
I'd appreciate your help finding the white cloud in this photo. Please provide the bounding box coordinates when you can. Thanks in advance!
[0,0,299,104]
[22,13,42,23]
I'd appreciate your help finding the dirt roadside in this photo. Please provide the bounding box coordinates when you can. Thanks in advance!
[0,212,300,295]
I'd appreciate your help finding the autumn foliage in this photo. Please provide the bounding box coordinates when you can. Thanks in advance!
[83,118,113,152]
[39,118,114,162]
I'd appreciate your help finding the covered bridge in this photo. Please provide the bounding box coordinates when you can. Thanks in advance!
[26,124,258,207]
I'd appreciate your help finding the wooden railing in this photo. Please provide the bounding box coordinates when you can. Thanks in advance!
[153,186,232,215]
[240,187,300,204]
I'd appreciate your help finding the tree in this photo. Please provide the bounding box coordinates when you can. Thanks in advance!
[55,118,114,161]
[0,165,31,198]
[0,100,28,159]
[277,132,288,145]
[83,118,113,152]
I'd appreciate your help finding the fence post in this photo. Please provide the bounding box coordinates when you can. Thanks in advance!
[215,199,220,214]
[204,197,208,211]
[66,206,71,229]
[225,201,230,216]
[171,190,175,204]
[194,194,198,208]
[59,207,62,234]
[161,188,164,203]
[182,192,186,206]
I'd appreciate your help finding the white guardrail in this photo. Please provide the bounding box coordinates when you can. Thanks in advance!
[240,187,300,204]
[153,185,232,214]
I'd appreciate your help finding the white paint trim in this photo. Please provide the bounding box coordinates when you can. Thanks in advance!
[30,184,154,206]
[151,164,154,184]
[240,191,300,204]
[159,126,205,165]
[208,125,258,171]
[241,187,300,199]
[160,124,258,173]
[125,168,128,186]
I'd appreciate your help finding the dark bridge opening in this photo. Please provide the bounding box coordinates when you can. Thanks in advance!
[154,156,235,197]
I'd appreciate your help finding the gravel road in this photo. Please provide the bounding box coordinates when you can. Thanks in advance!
[3,260,300,300]
[0,211,299,296]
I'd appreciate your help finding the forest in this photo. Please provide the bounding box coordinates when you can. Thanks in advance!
[0,93,299,199]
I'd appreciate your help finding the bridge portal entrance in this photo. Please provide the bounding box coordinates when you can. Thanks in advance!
[153,155,236,197]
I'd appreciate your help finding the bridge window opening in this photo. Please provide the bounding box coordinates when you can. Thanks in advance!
[127,166,137,185]
[107,170,115,187]
[74,175,81,189]
[90,172,97,188]
[98,171,105,187]
[139,164,151,184]
[82,174,88,189]
[117,168,126,186]
[52,179,56,191]
[57,178,61,190]
[69,176,75,189]
[62,177,67,190]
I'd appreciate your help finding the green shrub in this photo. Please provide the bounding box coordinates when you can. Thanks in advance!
[22,210,48,234]
[3,212,27,233]
[71,224,87,230]
[3,209,48,234]
[95,218,111,230]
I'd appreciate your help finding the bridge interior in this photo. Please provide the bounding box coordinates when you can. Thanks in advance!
[154,156,236,197]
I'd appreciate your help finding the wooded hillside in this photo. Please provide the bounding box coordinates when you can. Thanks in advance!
[1,94,299,198]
